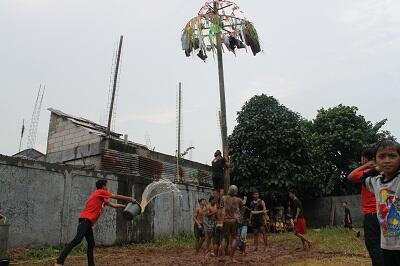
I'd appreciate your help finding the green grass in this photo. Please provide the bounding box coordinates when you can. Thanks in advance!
[147,233,195,249]
[270,227,368,255]
[9,243,87,262]
[285,256,371,266]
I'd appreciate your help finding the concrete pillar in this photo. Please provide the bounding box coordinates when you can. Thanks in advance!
[60,170,73,244]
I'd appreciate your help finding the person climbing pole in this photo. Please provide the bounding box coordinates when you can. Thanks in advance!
[212,150,227,197]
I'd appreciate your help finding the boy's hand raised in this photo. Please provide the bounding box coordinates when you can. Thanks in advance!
[131,197,137,203]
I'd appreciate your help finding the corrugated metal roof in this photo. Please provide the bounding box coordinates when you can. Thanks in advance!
[101,148,139,175]
[48,107,122,138]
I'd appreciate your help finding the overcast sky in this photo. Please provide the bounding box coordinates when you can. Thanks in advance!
[0,0,399,164]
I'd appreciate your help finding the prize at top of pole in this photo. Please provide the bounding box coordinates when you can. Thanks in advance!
[181,0,261,62]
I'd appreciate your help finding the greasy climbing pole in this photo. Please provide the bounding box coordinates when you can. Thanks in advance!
[181,0,261,191]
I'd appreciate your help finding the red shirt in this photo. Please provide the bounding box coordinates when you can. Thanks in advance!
[352,169,376,214]
[79,189,112,225]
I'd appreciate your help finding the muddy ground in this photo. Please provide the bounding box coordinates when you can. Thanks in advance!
[11,240,369,266]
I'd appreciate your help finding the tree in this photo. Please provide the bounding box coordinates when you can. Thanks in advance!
[229,94,319,202]
[229,97,393,202]
[310,104,389,195]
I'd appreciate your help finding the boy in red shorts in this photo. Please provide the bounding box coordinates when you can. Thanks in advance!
[55,179,136,266]
[289,189,311,250]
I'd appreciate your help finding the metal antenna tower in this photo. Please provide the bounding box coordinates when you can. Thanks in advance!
[27,84,45,149]
[145,131,153,150]
[106,35,123,136]
[112,45,123,131]
[105,43,117,126]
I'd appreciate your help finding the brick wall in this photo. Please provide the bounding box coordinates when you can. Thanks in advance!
[47,113,101,154]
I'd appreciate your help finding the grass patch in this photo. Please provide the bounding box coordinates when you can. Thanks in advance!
[269,227,367,255]
[145,233,195,249]
[307,227,367,255]
[285,256,371,266]
[8,243,87,262]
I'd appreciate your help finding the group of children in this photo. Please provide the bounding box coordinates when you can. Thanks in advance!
[192,187,312,262]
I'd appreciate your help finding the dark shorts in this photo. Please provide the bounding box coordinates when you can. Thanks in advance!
[222,220,238,239]
[382,249,400,266]
[215,226,223,246]
[212,176,224,191]
[294,218,307,235]
[252,218,265,233]
[194,224,205,240]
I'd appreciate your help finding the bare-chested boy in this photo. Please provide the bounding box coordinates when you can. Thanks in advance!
[215,196,224,256]
[193,198,207,254]
[250,191,268,251]
[219,185,243,262]
[204,196,218,256]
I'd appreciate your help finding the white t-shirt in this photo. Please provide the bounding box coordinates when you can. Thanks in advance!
[365,171,400,250]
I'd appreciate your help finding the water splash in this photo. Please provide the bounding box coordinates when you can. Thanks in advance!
[140,178,182,212]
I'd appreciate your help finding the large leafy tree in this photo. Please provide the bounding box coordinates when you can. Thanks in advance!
[229,95,319,202]
[310,104,389,195]
[229,96,393,202]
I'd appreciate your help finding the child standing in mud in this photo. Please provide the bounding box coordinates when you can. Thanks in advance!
[219,185,243,263]
[237,196,251,254]
[193,198,207,254]
[215,196,224,256]
[204,196,218,256]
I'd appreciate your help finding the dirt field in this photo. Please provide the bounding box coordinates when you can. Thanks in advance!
[10,236,371,266]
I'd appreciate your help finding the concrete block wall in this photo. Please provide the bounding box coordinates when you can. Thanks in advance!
[47,113,101,154]
[0,155,212,248]
[153,184,211,237]
[303,194,364,228]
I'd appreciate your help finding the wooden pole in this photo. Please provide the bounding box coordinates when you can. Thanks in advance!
[214,1,230,191]
[106,35,123,137]
[177,82,182,183]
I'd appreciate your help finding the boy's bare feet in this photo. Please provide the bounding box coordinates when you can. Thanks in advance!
[54,263,63,266]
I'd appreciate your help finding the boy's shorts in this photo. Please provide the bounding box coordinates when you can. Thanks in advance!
[294,218,307,235]
[223,220,238,239]
[204,220,216,237]
[252,219,266,234]
[212,176,224,191]
[194,224,205,239]
[215,226,223,246]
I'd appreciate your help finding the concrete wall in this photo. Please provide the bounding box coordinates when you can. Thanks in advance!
[47,113,101,154]
[153,184,210,237]
[303,194,364,228]
[0,155,211,248]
